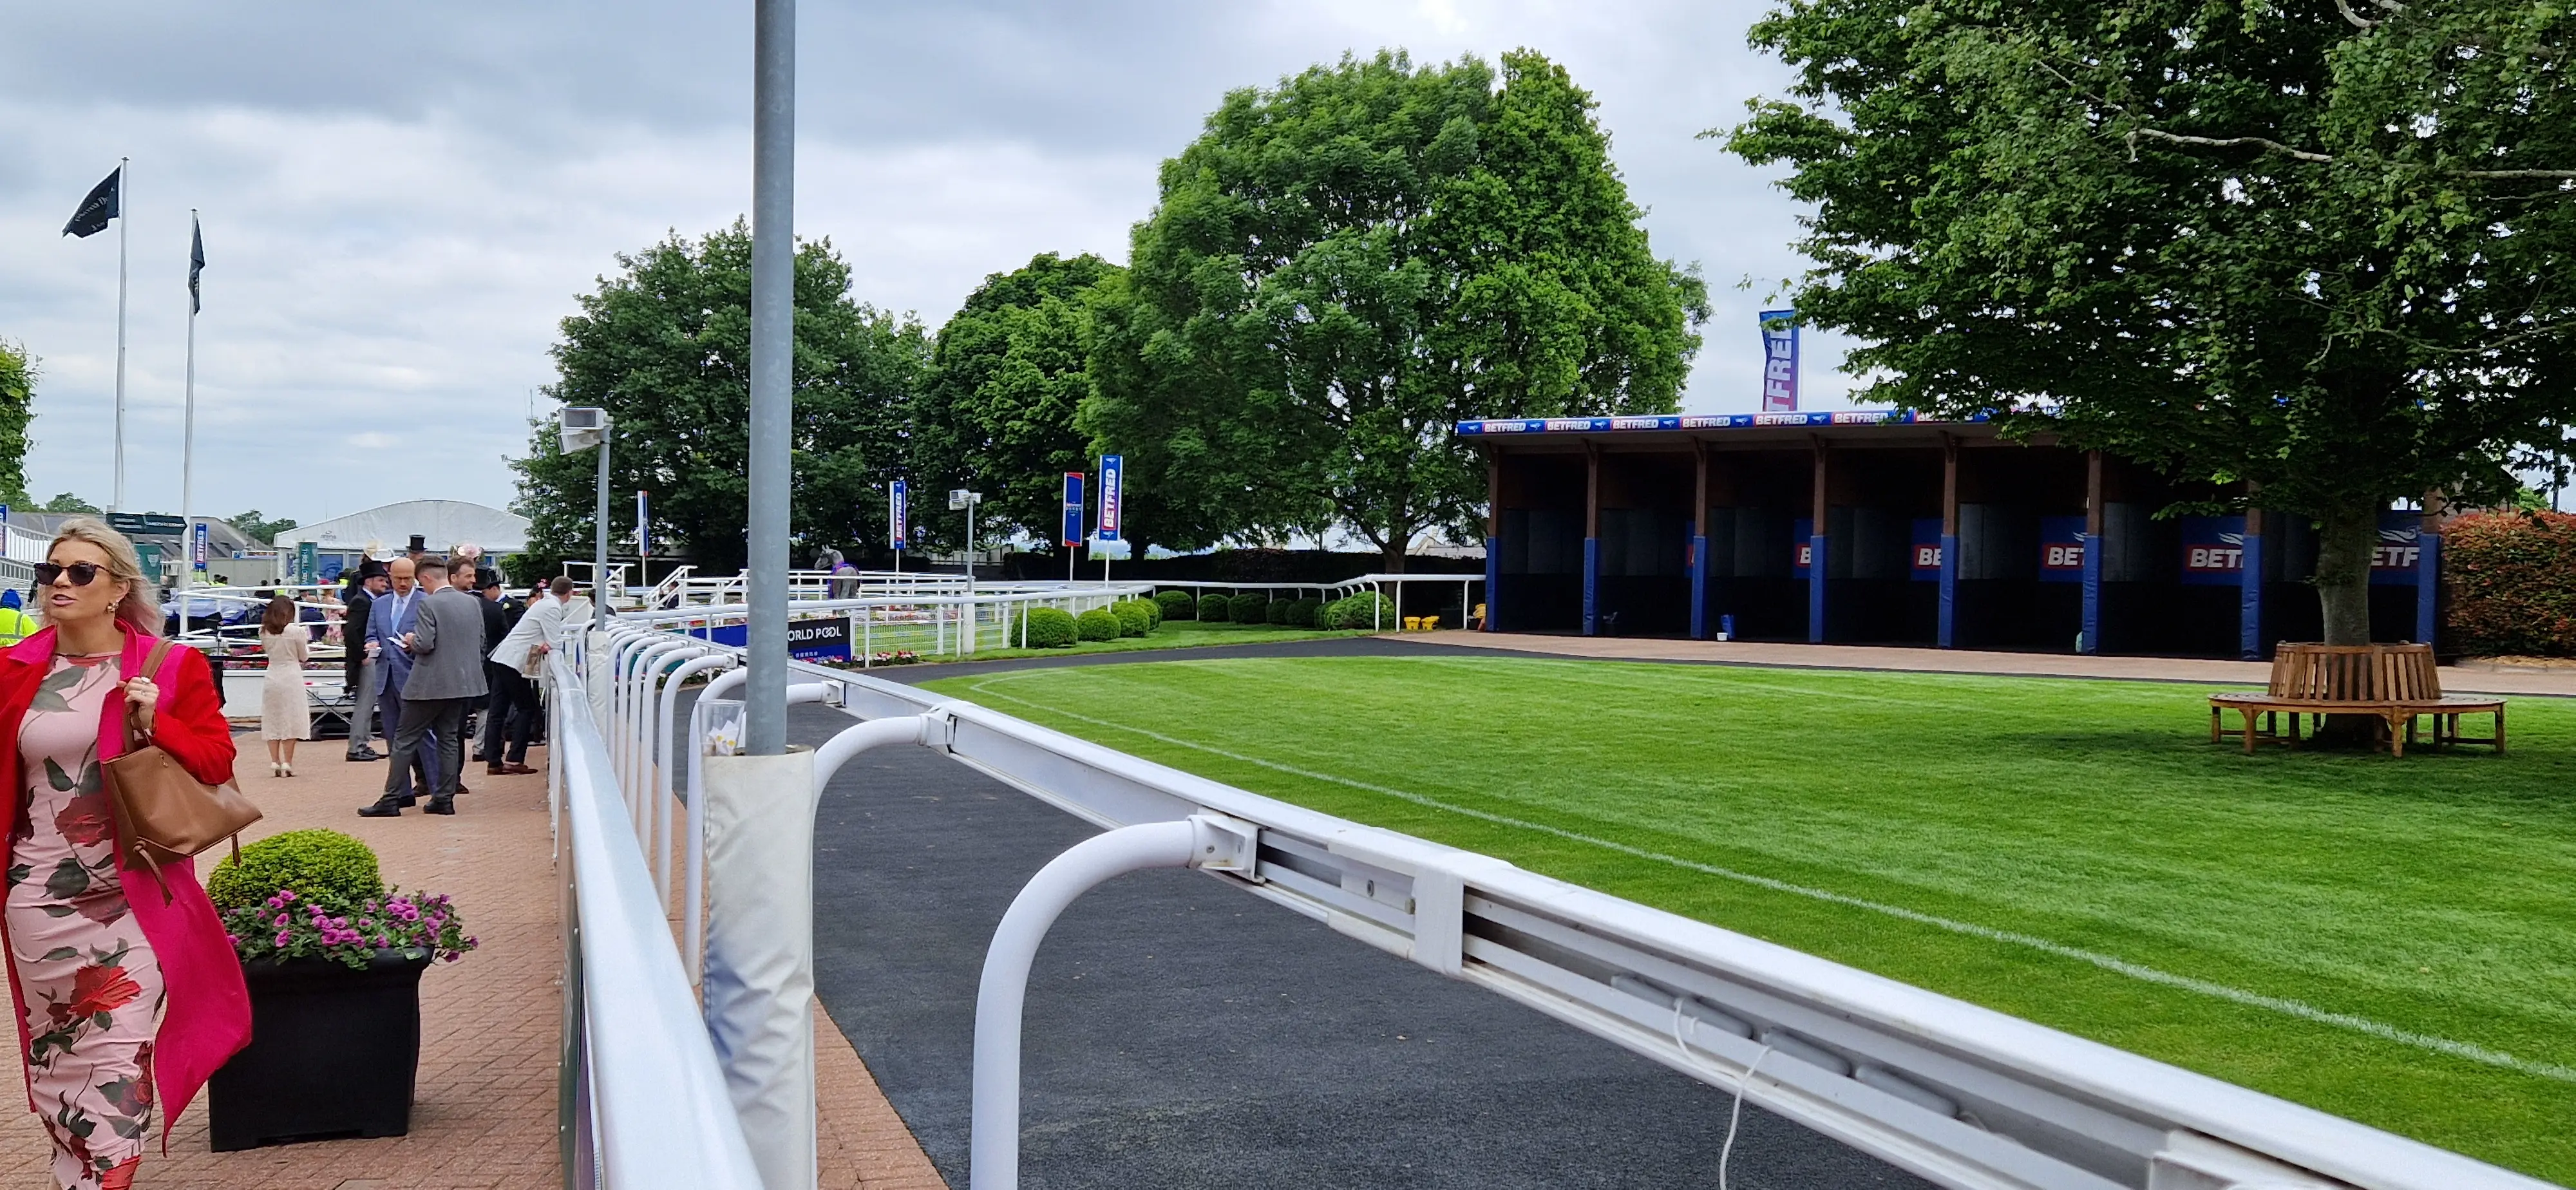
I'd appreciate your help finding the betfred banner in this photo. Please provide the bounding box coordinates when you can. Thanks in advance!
[1097,454,1124,542]
[2179,515,2248,585]
[707,614,852,661]
[1910,518,1942,582]
[1792,516,1814,577]
[1061,472,1084,547]
[889,480,909,549]
[2372,511,2425,585]
[1759,310,1799,413]
[2038,516,2086,584]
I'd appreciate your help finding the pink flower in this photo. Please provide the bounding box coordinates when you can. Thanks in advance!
[274,931,291,947]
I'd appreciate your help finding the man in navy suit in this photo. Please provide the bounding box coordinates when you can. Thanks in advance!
[363,557,437,804]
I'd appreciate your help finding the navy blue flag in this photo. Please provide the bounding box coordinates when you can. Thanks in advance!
[62,167,120,238]
[189,214,205,314]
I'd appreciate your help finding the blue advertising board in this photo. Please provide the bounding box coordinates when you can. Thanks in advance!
[2038,516,2087,584]
[191,521,208,571]
[2178,515,2248,586]
[2372,511,2425,585]
[1910,518,1942,581]
[1097,454,1123,542]
[1792,517,1813,577]
[1061,472,1084,547]
[636,490,650,559]
[705,615,852,661]
[889,480,909,549]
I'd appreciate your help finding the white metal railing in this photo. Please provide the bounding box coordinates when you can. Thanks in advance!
[543,635,762,1189]
[622,584,1154,662]
[580,619,2552,1190]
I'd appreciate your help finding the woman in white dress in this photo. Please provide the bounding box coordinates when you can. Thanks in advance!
[256,596,310,775]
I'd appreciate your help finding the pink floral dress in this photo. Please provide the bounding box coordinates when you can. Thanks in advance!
[7,655,161,1189]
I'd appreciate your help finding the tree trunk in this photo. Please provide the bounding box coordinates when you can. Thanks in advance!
[2313,500,2380,647]
[1382,534,1409,574]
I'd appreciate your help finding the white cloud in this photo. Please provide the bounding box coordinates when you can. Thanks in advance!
[0,0,1864,528]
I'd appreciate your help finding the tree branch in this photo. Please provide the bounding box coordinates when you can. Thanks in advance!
[2124,127,2335,163]
[2333,0,2376,29]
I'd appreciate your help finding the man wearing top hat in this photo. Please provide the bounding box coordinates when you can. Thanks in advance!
[341,560,391,761]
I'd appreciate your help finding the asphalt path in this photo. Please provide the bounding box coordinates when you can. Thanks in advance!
[793,638,1934,1188]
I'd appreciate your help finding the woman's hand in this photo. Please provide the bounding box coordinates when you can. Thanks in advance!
[123,676,158,735]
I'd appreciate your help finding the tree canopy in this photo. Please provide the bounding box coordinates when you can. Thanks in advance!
[1086,48,1709,568]
[0,339,33,509]
[913,252,1122,552]
[512,222,927,576]
[223,510,299,545]
[1727,0,2576,641]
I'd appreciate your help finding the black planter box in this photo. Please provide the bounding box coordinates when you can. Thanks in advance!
[208,949,431,1151]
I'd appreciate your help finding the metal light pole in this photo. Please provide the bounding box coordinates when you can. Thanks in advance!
[744,0,795,757]
[559,408,611,610]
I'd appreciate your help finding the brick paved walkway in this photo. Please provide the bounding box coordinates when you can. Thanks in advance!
[1410,630,2576,696]
[0,732,945,1189]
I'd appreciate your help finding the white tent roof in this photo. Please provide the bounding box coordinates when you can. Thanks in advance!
[274,499,531,557]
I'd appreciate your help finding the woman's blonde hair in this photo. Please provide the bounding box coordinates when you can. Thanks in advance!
[44,517,161,637]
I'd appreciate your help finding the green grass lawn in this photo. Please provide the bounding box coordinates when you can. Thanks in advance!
[922,654,2576,1183]
[884,617,1352,665]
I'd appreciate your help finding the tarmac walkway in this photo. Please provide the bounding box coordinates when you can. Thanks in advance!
[1405,630,2576,696]
[0,730,943,1189]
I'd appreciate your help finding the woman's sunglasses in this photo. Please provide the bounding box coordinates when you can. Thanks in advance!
[33,562,106,587]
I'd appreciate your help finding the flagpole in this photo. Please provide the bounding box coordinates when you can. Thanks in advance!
[179,210,198,612]
[112,156,129,513]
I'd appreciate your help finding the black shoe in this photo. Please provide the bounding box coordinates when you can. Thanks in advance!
[452,784,472,797]
[346,748,384,761]
[357,797,405,818]
[394,794,419,808]
[423,797,456,815]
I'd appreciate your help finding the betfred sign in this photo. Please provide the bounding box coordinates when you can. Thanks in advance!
[1910,517,1941,582]
[2177,516,2247,586]
[2037,515,2086,584]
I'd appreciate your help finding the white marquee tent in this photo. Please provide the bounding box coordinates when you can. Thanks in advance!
[275,499,531,559]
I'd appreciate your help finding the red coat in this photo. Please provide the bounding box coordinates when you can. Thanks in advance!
[0,626,252,1146]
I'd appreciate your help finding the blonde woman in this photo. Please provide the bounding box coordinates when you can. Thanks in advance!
[0,518,249,1189]
[258,595,311,775]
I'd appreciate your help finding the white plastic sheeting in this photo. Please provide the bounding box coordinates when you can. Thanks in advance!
[274,498,531,557]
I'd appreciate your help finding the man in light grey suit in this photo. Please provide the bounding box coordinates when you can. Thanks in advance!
[359,556,489,817]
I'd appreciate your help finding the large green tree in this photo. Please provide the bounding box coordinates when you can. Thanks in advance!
[1086,49,1709,569]
[512,222,927,576]
[913,252,1122,553]
[1727,0,2576,643]
[0,339,33,509]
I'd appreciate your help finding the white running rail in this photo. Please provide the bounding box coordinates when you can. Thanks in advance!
[573,618,2554,1190]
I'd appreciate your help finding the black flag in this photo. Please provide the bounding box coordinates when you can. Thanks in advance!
[189,214,205,314]
[62,167,120,238]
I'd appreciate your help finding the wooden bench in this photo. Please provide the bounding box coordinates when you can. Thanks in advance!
[2208,643,2505,757]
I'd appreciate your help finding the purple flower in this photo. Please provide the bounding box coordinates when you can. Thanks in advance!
[274,914,289,927]
[274,931,292,947]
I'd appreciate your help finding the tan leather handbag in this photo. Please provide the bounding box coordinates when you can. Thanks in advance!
[103,638,263,889]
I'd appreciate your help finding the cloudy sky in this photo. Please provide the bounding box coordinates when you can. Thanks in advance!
[0,0,1861,529]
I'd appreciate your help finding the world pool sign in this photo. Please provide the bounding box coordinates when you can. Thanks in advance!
[704,614,853,661]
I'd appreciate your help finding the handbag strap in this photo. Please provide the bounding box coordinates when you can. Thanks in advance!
[118,637,179,751]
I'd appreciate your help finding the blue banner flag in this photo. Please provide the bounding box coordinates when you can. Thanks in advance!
[889,480,909,549]
[1062,472,1084,547]
[1759,310,1799,412]
[636,490,650,558]
[1097,455,1124,542]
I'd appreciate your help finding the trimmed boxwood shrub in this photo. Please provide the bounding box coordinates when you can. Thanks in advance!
[1324,591,1397,630]
[1077,608,1123,641]
[1155,590,1196,621]
[1283,598,1322,628]
[1123,597,1162,629]
[1229,594,1269,624]
[1014,607,1079,648]
[1264,598,1293,625]
[1112,602,1152,637]
[1197,593,1233,622]
[209,829,386,914]
[2444,511,2576,656]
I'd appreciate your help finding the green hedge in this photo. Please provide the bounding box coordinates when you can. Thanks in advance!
[1155,590,1197,621]
[1264,598,1293,625]
[2444,511,2576,656]
[1076,608,1124,641]
[1125,597,1163,629]
[1014,607,1079,648]
[1229,594,1269,624]
[1324,591,1396,630]
[1197,593,1233,622]
[1112,602,1153,637]
[209,829,386,913]
[1284,598,1323,628]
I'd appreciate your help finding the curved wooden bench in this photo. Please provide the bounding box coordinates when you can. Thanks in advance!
[2207,644,2505,757]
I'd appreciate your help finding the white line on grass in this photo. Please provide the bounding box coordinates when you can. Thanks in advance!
[963,674,2576,1086]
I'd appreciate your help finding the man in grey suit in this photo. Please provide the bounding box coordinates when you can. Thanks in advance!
[359,556,488,817]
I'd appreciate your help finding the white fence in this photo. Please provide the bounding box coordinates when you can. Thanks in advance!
[557,616,2554,1190]
[621,584,1155,663]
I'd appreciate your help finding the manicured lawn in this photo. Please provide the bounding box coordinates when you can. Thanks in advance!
[884,617,1353,665]
[923,654,2576,1183]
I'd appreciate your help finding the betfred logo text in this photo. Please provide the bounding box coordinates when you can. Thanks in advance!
[2186,546,2244,572]
[1913,544,1942,569]
[1795,543,1813,567]
[2372,545,2421,569]
[2042,543,2084,570]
